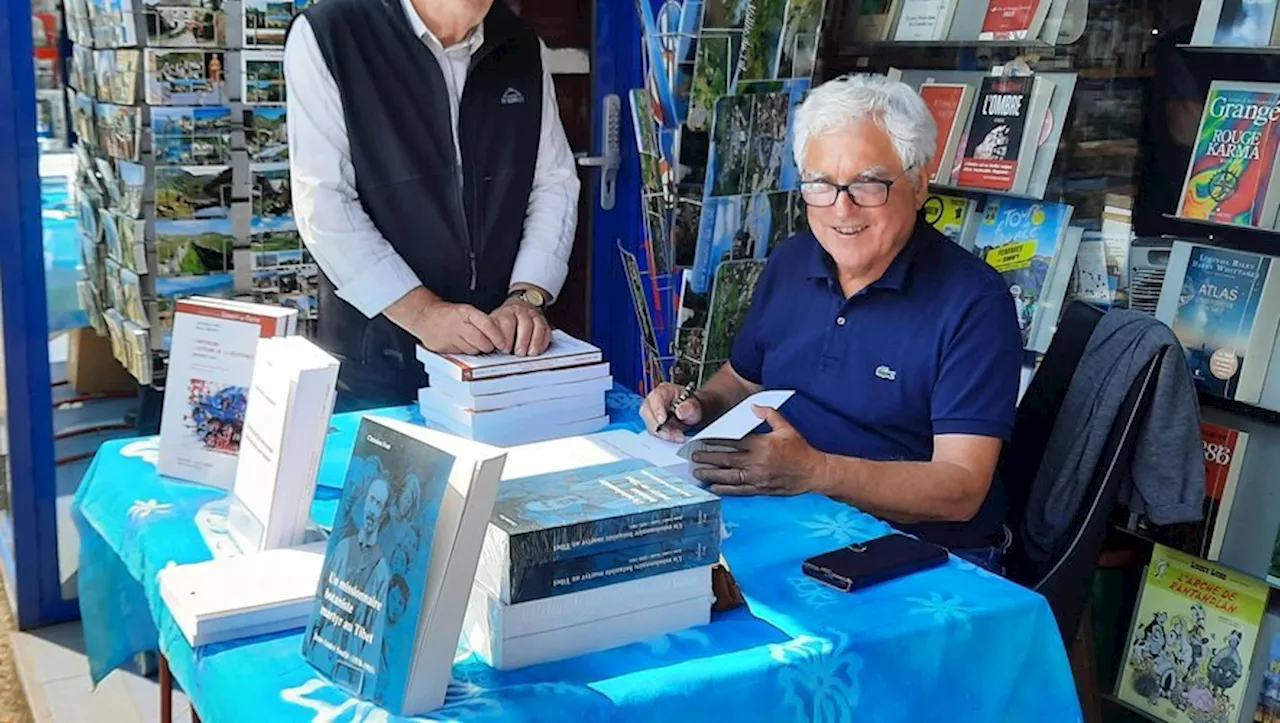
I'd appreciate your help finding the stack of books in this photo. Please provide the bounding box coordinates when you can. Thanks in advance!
[415,330,613,447]
[463,459,721,670]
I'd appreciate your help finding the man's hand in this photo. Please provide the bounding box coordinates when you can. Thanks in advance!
[411,300,507,355]
[490,296,552,356]
[640,382,704,442]
[691,406,827,497]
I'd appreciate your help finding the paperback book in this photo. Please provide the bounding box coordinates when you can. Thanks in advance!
[1178,82,1280,229]
[478,459,721,604]
[157,297,297,489]
[301,416,506,716]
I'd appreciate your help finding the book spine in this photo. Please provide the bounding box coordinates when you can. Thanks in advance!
[507,500,721,568]
[506,529,722,604]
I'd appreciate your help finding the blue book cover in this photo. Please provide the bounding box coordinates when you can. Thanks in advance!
[490,460,720,557]
[1173,246,1270,399]
[301,417,455,712]
[507,528,721,603]
[972,198,1073,347]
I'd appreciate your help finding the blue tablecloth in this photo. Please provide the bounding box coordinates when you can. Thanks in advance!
[73,386,1083,722]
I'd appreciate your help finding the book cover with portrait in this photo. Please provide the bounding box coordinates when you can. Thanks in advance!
[301,416,505,716]
[1178,82,1280,229]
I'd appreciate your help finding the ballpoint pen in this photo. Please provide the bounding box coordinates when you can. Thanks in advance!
[656,382,695,433]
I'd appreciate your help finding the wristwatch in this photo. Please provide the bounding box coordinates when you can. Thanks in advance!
[508,287,547,308]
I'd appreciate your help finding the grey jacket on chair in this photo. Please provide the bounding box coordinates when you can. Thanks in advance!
[1021,309,1205,569]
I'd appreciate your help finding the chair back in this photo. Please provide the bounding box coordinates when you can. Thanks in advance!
[1001,302,1167,644]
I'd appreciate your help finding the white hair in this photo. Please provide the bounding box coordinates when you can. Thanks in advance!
[791,74,937,179]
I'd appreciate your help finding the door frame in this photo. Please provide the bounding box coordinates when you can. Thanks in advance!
[588,0,645,393]
[0,0,74,628]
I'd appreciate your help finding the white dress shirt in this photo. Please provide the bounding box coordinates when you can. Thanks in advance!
[284,0,580,319]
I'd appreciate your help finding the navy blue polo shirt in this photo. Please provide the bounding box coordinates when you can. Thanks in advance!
[730,220,1021,549]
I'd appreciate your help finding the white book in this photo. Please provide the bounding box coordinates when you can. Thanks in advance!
[429,413,610,448]
[678,390,795,470]
[418,387,606,437]
[300,416,506,716]
[428,361,611,400]
[158,297,297,489]
[464,586,713,670]
[159,542,327,648]
[498,429,687,479]
[427,374,613,412]
[227,336,340,552]
[416,329,602,382]
[463,567,712,670]
[893,0,959,40]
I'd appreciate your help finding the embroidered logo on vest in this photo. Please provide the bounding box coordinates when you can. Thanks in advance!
[875,365,897,381]
[501,87,525,105]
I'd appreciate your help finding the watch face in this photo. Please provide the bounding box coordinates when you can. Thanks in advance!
[524,289,545,306]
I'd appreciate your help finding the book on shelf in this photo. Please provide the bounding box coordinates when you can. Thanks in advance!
[415,329,602,382]
[971,197,1077,353]
[1177,81,1280,230]
[1255,631,1280,722]
[1124,420,1248,562]
[300,416,506,716]
[954,74,1055,193]
[226,335,340,553]
[1155,241,1280,404]
[462,566,714,670]
[978,0,1052,41]
[919,82,973,185]
[158,542,327,648]
[1115,544,1267,723]
[922,192,980,250]
[1191,0,1280,47]
[476,459,721,605]
[892,0,960,41]
[157,297,298,489]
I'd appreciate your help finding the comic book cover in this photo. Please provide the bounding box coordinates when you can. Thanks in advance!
[1117,544,1267,723]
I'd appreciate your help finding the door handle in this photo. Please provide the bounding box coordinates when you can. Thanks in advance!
[575,93,620,211]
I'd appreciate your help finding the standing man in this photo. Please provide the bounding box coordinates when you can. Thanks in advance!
[284,0,580,412]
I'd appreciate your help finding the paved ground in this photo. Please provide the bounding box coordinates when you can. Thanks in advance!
[0,580,35,723]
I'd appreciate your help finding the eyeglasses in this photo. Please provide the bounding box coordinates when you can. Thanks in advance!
[799,168,914,208]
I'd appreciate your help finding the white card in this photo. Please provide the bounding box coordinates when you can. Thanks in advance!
[677,390,795,461]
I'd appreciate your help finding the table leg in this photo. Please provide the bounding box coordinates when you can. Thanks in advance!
[159,654,173,723]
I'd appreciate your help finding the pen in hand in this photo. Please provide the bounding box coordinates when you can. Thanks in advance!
[657,382,696,433]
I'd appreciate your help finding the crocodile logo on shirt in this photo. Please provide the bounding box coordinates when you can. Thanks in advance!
[501,87,525,105]
[875,365,897,381]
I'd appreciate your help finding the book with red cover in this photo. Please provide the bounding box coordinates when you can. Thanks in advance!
[919,82,972,184]
[955,76,1034,191]
[979,0,1042,39]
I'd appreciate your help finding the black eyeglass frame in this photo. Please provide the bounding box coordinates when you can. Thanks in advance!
[798,166,917,208]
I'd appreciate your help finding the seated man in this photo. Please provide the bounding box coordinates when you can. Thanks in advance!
[641,73,1022,573]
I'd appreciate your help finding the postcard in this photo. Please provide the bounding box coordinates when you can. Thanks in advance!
[701,259,765,363]
[113,49,141,104]
[144,1,228,48]
[244,0,293,46]
[145,49,226,105]
[251,162,292,219]
[118,160,147,218]
[155,164,233,220]
[156,218,235,276]
[152,106,233,165]
[245,105,288,163]
[243,51,286,105]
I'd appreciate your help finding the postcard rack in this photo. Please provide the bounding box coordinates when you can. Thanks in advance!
[624,0,825,392]
[64,0,312,389]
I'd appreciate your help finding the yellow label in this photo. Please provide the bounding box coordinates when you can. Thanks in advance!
[982,240,1037,273]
